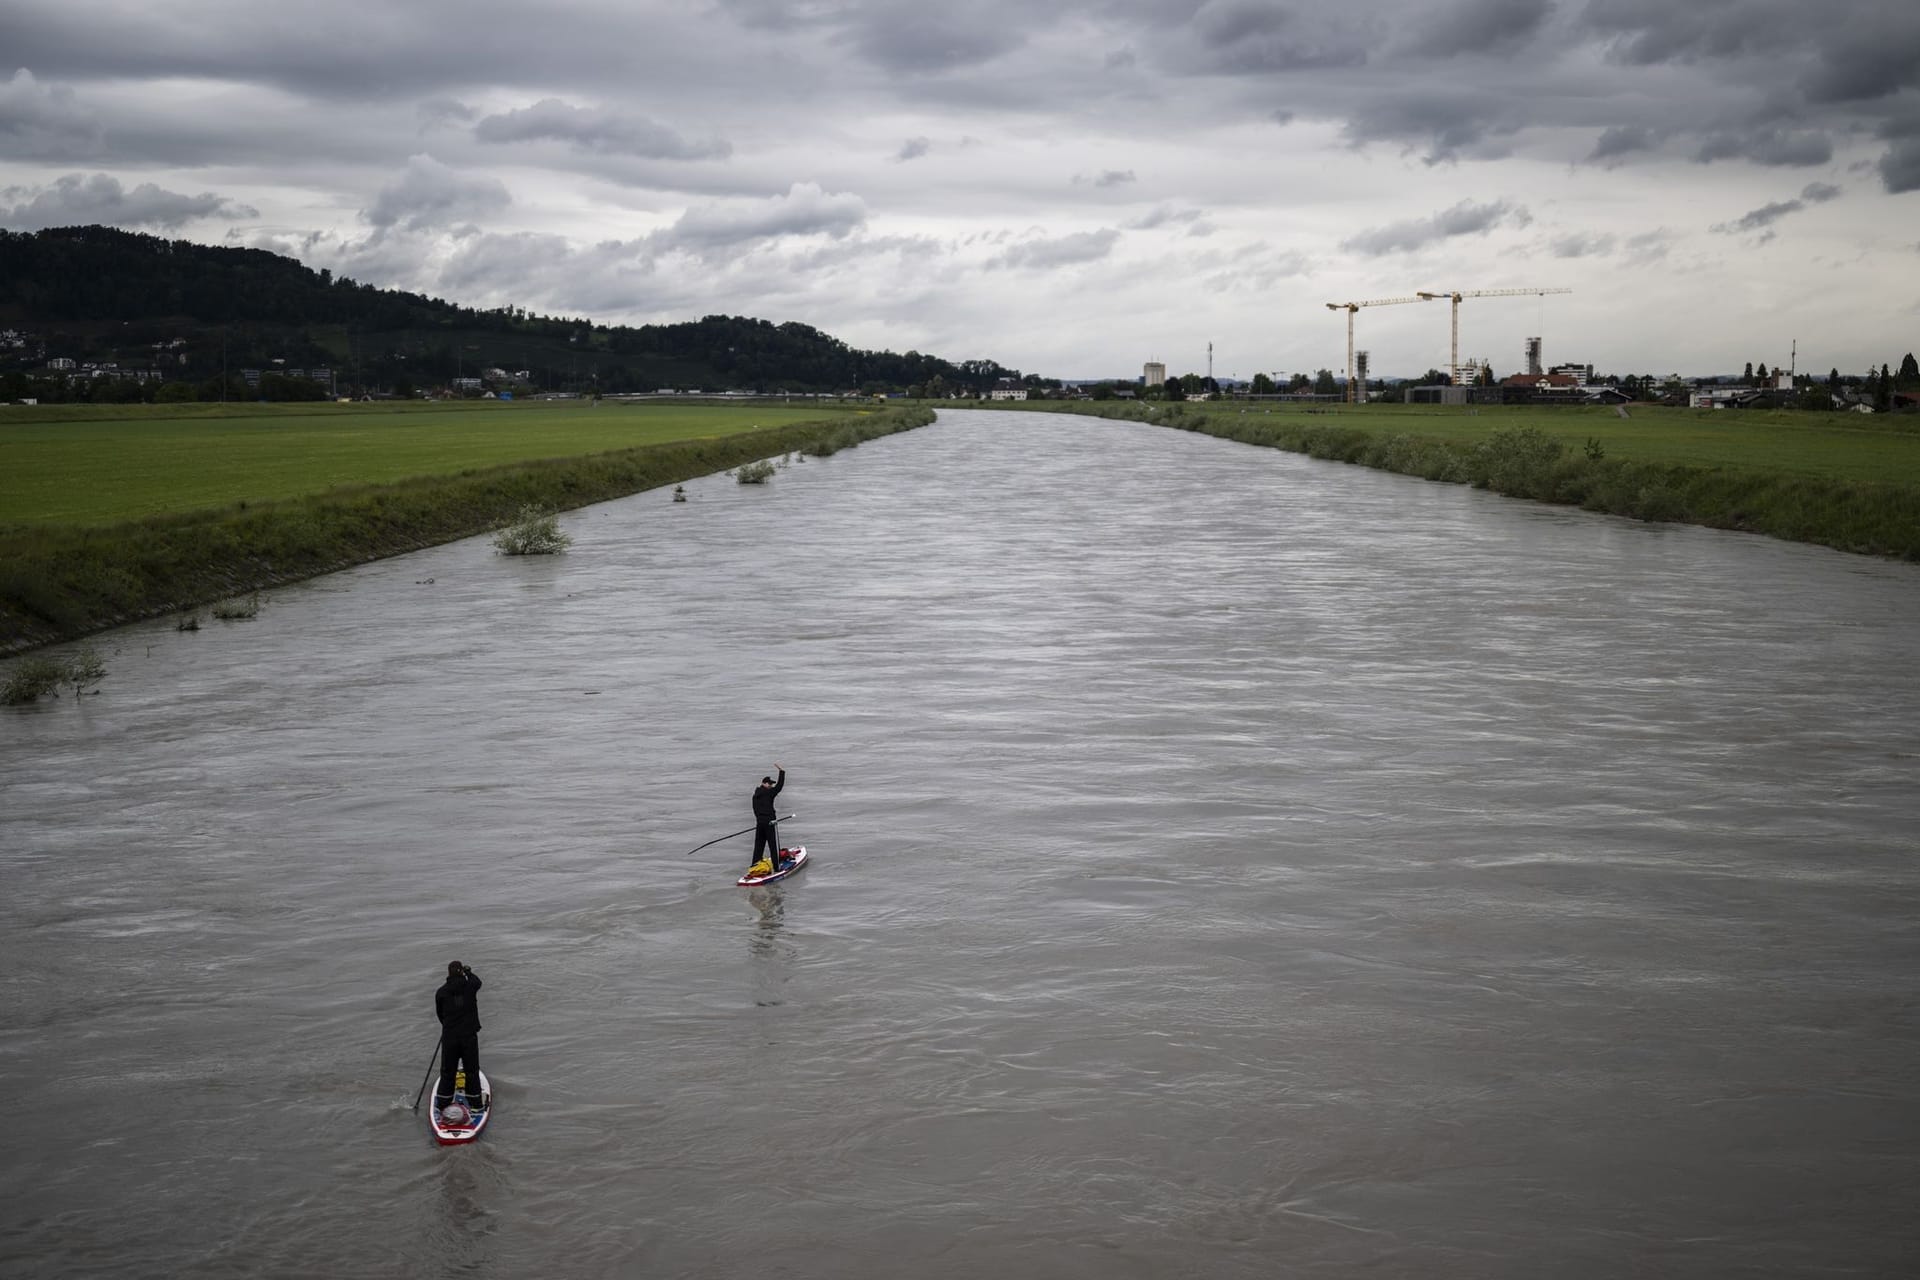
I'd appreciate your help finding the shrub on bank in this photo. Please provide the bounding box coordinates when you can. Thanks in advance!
[735,460,776,484]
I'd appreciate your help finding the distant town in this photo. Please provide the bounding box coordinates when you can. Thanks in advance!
[4,322,1915,416]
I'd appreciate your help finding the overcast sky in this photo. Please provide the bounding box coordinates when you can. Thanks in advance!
[3,0,1916,379]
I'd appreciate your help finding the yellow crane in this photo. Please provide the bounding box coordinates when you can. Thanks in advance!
[1325,296,1426,403]
[1416,287,1572,388]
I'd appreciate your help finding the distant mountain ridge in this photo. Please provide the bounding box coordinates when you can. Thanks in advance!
[0,225,1020,396]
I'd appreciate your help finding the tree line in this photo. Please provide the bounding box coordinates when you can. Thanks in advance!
[0,226,1019,400]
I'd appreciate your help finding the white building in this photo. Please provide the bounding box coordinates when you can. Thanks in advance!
[1143,361,1166,387]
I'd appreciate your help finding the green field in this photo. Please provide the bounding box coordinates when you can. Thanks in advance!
[0,400,844,527]
[1213,403,1920,484]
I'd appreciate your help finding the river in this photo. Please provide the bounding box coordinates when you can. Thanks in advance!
[3,408,1917,1278]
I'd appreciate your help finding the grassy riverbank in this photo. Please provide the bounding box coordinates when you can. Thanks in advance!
[0,404,932,653]
[0,399,847,527]
[963,401,1920,561]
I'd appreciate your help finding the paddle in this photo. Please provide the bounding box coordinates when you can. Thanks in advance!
[411,1039,441,1114]
[683,813,796,857]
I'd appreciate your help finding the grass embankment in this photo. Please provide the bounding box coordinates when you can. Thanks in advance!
[0,402,932,652]
[968,401,1920,561]
[0,399,847,527]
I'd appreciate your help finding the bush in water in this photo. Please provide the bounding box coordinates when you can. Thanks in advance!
[735,460,777,484]
[492,504,572,556]
[211,593,261,620]
[2,645,106,705]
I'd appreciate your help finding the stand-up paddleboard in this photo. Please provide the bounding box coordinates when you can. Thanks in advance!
[738,846,808,887]
[429,1068,491,1145]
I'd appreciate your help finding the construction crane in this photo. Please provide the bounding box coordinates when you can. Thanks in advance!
[1325,296,1425,403]
[1416,288,1571,388]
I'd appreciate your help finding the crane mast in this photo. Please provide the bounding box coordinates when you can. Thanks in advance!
[1324,296,1424,403]
[1416,288,1572,388]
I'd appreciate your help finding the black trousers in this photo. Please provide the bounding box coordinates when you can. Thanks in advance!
[437,1032,481,1101]
[752,819,780,865]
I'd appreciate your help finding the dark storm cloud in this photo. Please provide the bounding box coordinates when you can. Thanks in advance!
[1573,0,1920,187]
[1881,139,1920,193]
[1410,0,1555,58]
[988,228,1120,269]
[0,172,255,230]
[897,137,932,161]
[1341,197,1530,255]
[363,155,511,231]
[474,101,729,160]
[1182,1,1371,73]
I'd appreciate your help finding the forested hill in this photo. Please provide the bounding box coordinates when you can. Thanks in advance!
[0,225,1020,396]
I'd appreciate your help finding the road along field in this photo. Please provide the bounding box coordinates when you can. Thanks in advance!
[0,400,846,528]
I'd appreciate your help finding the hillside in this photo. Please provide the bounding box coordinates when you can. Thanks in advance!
[0,225,1019,399]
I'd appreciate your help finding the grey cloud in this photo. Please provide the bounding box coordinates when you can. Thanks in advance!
[1801,17,1920,103]
[897,137,931,161]
[1076,169,1137,187]
[1800,181,1842,203]
[1580,0,1797,66]
[1711,192,1824,236]
[1622,228,1672,264]
[1412,0,1555,58]
[1588,124,1664,164]
[1341,197,1531,255]
[417,98,476,129]
[650,183,868,256]
[1878,138,1920,193]
[1551,231,1616,258]
[1184,1,1370,73]
[475,100,728,160]
[1696,127,1832,168]
[364,155,511,231]
[1128,205,1204,229]
[0,171,256,230]
[989,228,1121,269]
[1105,48,1138,69]
[0,69,101,159]
[1270,108,1295,125]
[1343,90,1520,163]
[840,10,1025,72]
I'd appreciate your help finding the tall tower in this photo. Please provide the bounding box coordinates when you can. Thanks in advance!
[1207,342,1214,385]
[1525,336,1543,377]
[1355,350,1370,399]
[1143,361,1166,387]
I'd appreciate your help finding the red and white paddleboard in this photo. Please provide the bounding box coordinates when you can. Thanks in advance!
[429,1068,491,1146]
[738,846,808,887]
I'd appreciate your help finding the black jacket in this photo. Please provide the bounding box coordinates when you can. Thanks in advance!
[435,970,483,1037]
[752,770,785,822]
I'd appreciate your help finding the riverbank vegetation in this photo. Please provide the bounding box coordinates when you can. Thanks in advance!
[1,405,932,652]
[1,645,105,705]
[964,401,1920,561]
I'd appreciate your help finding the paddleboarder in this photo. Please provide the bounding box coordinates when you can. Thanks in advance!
[749,765,786,877]
[434,961,485,1109]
